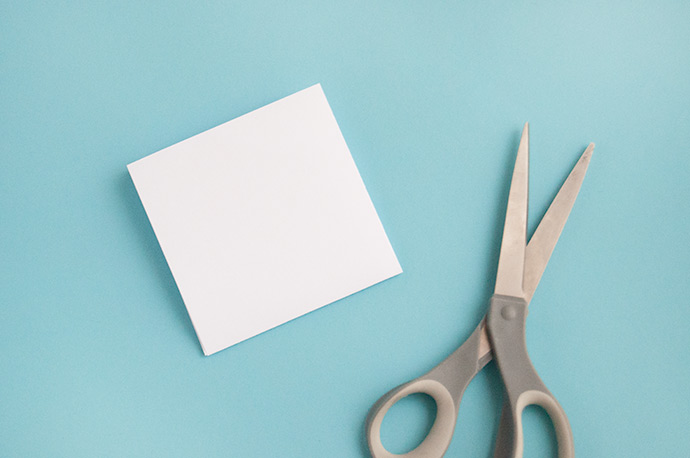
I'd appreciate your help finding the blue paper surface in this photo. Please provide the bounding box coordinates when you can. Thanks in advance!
[1,2,689,457]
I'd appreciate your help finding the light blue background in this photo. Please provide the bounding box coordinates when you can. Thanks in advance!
[2,1,689,457]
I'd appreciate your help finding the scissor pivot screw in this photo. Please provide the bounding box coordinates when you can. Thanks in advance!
[501,305,517,320]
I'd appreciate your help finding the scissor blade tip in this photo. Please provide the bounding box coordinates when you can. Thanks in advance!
[519,123,529,144]
[578,142,594,160]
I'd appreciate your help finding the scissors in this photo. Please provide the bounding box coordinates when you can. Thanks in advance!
[366,123,594,458]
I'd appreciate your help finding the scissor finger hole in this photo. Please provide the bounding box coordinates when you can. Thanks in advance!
[521,405,558,457]
[381,393,437,454]
[368,380,457,458]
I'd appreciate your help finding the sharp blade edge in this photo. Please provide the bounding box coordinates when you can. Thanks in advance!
[495,123,529,298]
[523,143,595,304]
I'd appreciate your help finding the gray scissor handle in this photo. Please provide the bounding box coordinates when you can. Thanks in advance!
[487,295,574,458]
[365,322,487,458]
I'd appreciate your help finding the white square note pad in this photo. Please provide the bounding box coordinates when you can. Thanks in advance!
[128,84,402,355]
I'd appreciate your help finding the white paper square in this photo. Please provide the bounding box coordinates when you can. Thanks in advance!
[128,84,402,355]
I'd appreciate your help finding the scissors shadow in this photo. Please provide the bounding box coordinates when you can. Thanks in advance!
[357,129,523,458]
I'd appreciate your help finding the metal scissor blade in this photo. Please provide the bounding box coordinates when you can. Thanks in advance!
[523,143,595,304]
[494,123,529,298]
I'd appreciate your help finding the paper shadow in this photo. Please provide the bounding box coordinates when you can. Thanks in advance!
[118,171,200,352]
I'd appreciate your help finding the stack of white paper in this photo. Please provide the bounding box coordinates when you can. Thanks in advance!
[128,84,402,355]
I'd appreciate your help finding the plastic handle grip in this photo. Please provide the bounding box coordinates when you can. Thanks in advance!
[365,322,486,458]
[487,295,574,458]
